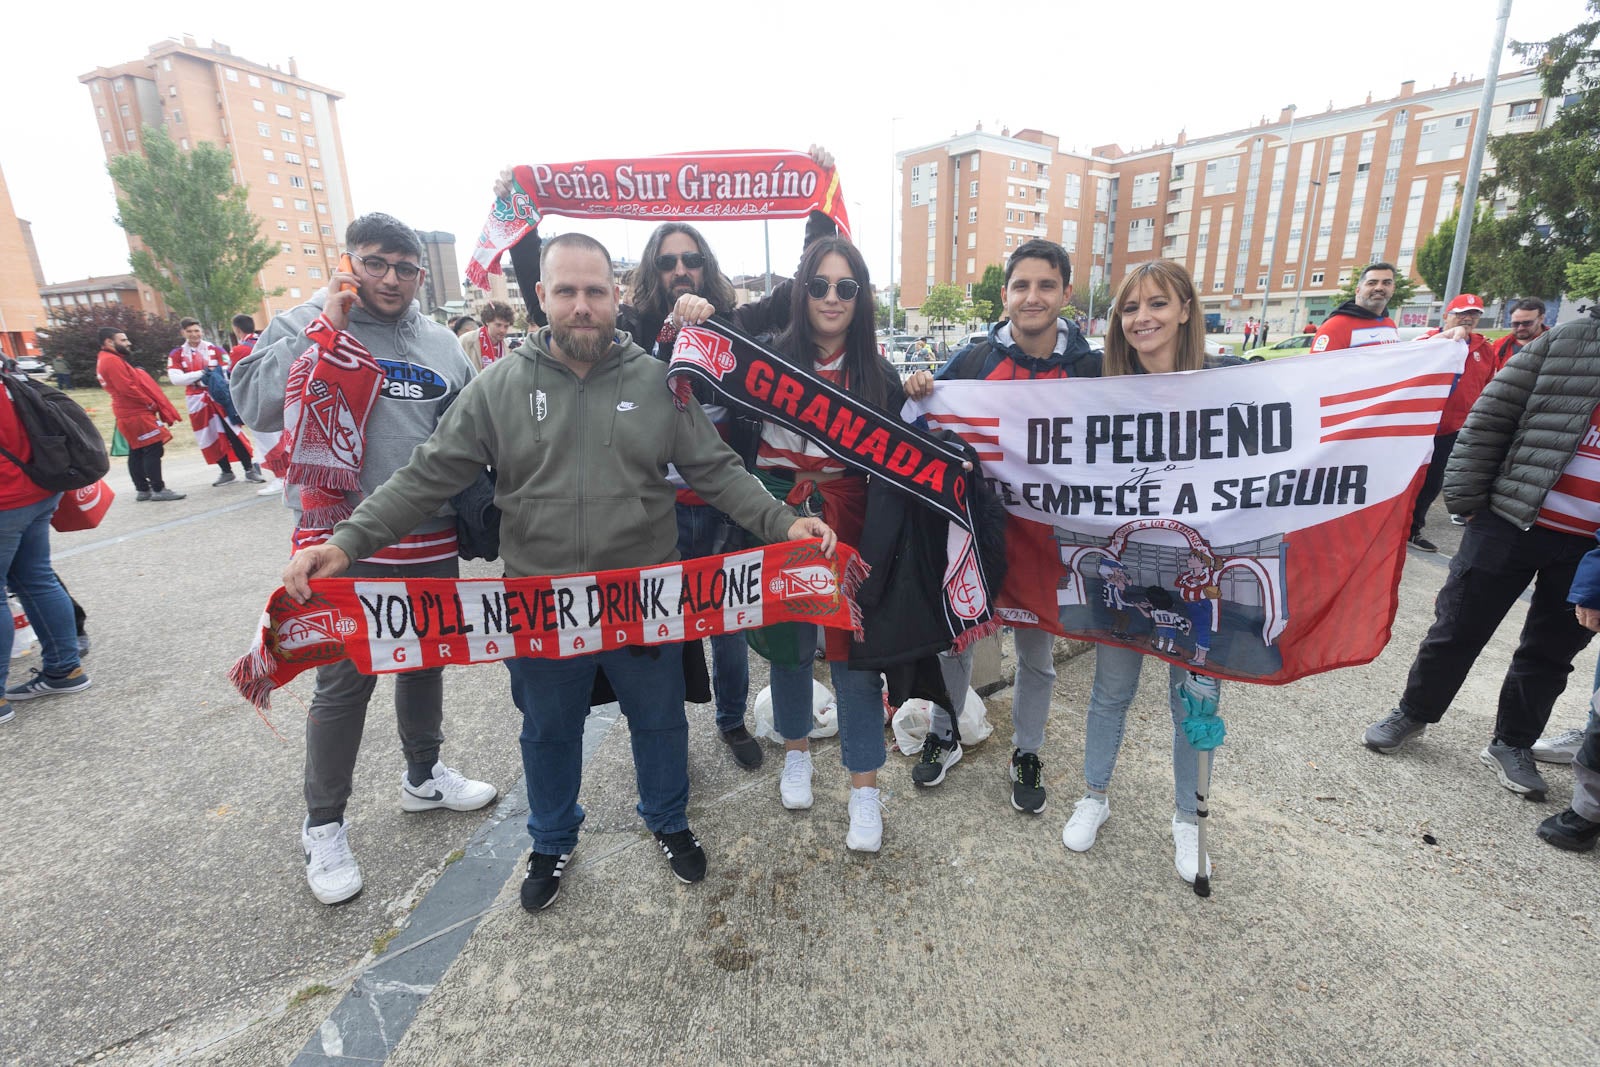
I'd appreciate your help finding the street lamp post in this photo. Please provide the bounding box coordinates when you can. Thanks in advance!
[1257,105,1295,344]
[1291,157,1324,332]
[889,117,902,335]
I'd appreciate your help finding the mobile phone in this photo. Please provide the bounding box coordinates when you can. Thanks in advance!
[337,253,358,294]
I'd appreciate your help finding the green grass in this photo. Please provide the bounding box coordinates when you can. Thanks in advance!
[287,983,335,1008]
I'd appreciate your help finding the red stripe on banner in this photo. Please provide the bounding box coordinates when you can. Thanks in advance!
[1320,397,1446,427]
[972,451,1004,461]
[958,432,1000,444]
[1320,424,1439,442]
[926,414,1001,426]
[1320,373,1458,407]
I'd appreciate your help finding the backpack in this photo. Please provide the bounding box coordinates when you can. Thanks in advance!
[0,371,111,492]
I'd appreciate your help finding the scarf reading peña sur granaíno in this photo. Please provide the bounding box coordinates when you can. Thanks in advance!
[466,150,852,288]
[229,539,865,711]
[668,319,997,652]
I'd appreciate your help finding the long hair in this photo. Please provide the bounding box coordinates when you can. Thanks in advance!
[778,236,897,412]
[1104,261,1208,377]
[627,223,736,323]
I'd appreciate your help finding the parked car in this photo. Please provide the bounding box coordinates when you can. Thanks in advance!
[13,357,48,379]
[1245,334,1314,361]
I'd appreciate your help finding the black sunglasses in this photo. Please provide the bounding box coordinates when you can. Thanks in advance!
[347,251,423,282]
[806,277,861,301]
[655,252,706,272]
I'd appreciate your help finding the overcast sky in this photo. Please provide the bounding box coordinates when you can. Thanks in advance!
[3,0,1588,297]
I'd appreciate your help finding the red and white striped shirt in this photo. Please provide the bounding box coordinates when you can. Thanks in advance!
[1536,409,1600,536]
[292,527,460,566]
[756,347,848,475]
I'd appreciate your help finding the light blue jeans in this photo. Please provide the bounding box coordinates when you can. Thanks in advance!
[931,628,1056,753]
[1083,643,1217,819]
[0,494,79,687]
[769,624,885,774]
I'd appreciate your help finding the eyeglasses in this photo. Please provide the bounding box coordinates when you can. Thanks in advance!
[1510,318,1541,329]
[347,251,423,282]
[805,277,861,301]
[655,252,706,272]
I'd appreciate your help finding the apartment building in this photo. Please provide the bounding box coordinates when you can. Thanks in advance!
[80,36,356,328]
[39,275,155,324]
[897,69,1562,333]
[0,164,46,360]
[415,231,465,314]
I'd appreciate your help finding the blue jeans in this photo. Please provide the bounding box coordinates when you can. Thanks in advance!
[769,624,885,774]
[675,503,750,732]
[0,494,79,688]
[505,646,688,854]
[1083,643,1214,818]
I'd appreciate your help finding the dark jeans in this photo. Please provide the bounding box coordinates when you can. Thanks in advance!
[505,644,689,854]
[216,421,253,474]
[53,373,72,390]
[1398,513,1596,747]
[303,556,457,823]
[674,502,749,732]
[127,442,166,493]
[1411,431,1458,536]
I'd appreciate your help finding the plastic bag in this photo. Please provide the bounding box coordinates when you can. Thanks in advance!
[890,688,992,755]
[10,596,36,659]
[752,679,838,742]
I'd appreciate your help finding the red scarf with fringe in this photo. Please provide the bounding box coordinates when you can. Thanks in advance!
[268,315,384,529]
[477,326,502,367]
[230,539,865,711]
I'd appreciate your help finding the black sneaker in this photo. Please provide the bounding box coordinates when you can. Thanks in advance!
[654,828,707,883]
[1408,533,1437,553]
[1363,708,1427,753]
[521,850,572,912]
[911,734,963,787]
[719,725,764,770]
[1480,740,1548,801]
[1010,749,1047,814]
[1536,808,1600,852]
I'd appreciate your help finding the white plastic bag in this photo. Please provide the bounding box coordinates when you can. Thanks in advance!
[890,688,992,755]
[9,596,35,659]
[752,679,838,742]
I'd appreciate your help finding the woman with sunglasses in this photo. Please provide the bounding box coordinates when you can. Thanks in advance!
[1060,260,1241,885]
[674,237,900,852]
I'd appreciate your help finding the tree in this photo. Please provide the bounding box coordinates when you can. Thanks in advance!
[965,298,994,327]
[1477,2,1600,297]
[1067,278,1110,317]
[1568,251,1600,299]
[920,284,965,334]
[37,304,186,381]
[875,285,906,330]
[972,265,1004,319]
[1416,207,1492,299]
[1336,268,1419,311]
[109,125,280,339]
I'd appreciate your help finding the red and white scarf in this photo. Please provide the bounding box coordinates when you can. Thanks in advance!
[274,315,384,529]
[477,326,503,367]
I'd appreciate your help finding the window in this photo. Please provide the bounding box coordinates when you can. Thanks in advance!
[290,175,305,188]
[1007,184,1015,197]
[1172,164,1186,181]
[320,225,332,236]
[97,106,105,117]
[280,241,293,252]
[1357,162,1370,172]
[294,198,309,211]
[296,87,308,101]
[224,70,237,83]
[1283,272,1296,287]
[267,172,279,184]
[1311,270,1324,284]
[910,192,921,207]
[92,82,102,95]
[276,220,288,231]
[1006,236,1013,247]
[311,180,324,191]
[1361,131,1376,148]
[1454,115,1471,128]
[967,233,976,249]
[271,196,284,208]
[966,258,976,274]
[113,78,124,92]
[1063,173,1081,208]
[271,80,286,94]
[1009,160,1016,171]
[285,152,302,164]
[248,74,261,88]
[290,287,302,298]
[179,138,189,150]
[1394,109,1409,126]
[103,131,111,143]
[253,100,265,112]
[299,221,313,234]
[911,165,921,179]
[299,111,312,123]
[276,104,292,118]
[262,148,275,161]
[119,104,129,117]
[1421,121,1438,134]
[308,267,323,279]
[281,129,297,142]
[168,85,177,98]
[257,122,270,136]
[1020,162,1028,173]
[316,202,327,215]
[1383,169,1399,184]
[1130,171,1160,208]
[284,265,297,276]
[308,158,320,169]
[967,207,977,223]
[304,135,317,148]
[124,129,137,142]
[1257,274,1268,288]
[303,245,318,255]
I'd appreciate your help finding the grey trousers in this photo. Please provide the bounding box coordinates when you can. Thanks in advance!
[304,555,458,824]
[930,628,1057,753]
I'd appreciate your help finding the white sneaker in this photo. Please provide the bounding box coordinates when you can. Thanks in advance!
[1062,796,1110,853]
[846,786,884,852]
[779,749,814,810]
[301,818,363,905]
[256,477,282,497]
[400,761,498,812]
[1531,728,1585,765]
[1172,814,1212,884]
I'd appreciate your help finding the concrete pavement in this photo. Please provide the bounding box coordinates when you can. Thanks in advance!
[3,455,1597,1066]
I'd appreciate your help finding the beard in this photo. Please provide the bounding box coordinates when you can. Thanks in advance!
[550,322,610,364]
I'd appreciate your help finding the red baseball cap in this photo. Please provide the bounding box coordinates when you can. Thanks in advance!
[1445,293,1485,315]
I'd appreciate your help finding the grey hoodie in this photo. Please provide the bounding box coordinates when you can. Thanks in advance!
[232,289,477,529]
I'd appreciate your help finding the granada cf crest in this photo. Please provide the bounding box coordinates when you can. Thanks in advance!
[672,326,738,380]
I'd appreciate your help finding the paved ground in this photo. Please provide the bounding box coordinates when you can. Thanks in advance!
[3,453,1596,1066]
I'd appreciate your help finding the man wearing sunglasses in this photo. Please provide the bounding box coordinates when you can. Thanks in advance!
[234,213,496,906]
[1492,297,1548,367]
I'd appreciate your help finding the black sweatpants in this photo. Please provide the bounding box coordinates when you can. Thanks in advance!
[127,442,166,493]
